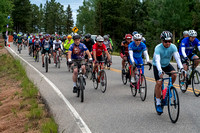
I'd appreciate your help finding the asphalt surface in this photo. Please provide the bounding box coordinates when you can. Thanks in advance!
[7,43,200,133]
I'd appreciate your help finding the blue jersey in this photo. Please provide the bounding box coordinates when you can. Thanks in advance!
[128,41,147,58]
[69,43,88,60]
[41,39,51,50]
[179,37,200,56]
[153,43,177,67]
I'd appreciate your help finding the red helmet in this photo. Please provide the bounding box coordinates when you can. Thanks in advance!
[125,34,132,39]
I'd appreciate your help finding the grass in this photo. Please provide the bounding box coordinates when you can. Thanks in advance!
[0,52,58,132]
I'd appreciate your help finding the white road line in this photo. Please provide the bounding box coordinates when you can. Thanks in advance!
[6,47,92,133]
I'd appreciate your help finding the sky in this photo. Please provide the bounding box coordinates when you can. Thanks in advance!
[30,0,83,25]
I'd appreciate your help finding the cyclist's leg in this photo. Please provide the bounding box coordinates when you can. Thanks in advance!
[153,65,163,108]
[72,61,79,92]
[163,64,176,84]
[53,50,56,64]
[180,55,188,71]
[41,49,45,65]
[81,60,86,74]
[191,54,200,68]
[121,53,126,70]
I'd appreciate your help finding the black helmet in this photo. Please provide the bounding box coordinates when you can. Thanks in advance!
[85,33,91,39]
[73,34,80,40]
[160,31,172,41]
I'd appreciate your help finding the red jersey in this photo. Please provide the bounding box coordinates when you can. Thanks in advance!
[92,43,107,57]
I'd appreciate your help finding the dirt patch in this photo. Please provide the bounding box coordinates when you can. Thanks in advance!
[0,48,57,132]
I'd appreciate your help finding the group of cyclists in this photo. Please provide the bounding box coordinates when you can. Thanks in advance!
[12,29,200,116]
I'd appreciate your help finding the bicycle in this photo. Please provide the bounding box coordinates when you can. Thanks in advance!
[55,50,61,68]
[76,63,86,102]
[29,44,33,56]
[154,72,180,123]
[122,60,131,85]
[130,64,151,101]
[178,58,200,96]
[92,61,107,93]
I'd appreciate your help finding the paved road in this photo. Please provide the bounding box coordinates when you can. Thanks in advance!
[7,43,200,133]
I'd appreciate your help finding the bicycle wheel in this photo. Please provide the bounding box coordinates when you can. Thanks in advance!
[77,78,80,98]
[45,56,48,73]
[121,71,127,85]
[192,70,200,97]
[140,75,147,101]
[19,45,21,54]
[58,57,60,68]
[130,83,137,97]
[179,74,188,93]
[93,73,98,89]
[37,51,39,62]
[100,70,107,93]
[168,87,180,123]
[79,76,84,102]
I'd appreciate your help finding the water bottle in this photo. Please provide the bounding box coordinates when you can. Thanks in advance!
[162,87,167,100]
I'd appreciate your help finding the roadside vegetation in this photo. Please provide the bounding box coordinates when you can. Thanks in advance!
[0,43,58,132]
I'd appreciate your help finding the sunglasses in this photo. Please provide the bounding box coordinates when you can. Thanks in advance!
[135,39,141,42]
[164,40,172,43]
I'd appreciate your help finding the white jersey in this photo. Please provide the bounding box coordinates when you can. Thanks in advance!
[53,40,63,50]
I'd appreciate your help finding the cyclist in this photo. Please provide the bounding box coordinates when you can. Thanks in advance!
[153,31,184,114]
[68,34,92,93]
[41,35,52,67]
[83,34,95,61]
[128,33,152,83]
[33,36,41,59]
[121,34,132,74]
[23,34,28,48]
[177,31,189,50]
[64,35,74,65]
[107,34,114,50]
[28,35,34,56]
[92,35,111,78]
[16,34,23,51]
[103,35,112,51]
[131,31,138,41]
[13,32,18,45]
[53,36,63,66]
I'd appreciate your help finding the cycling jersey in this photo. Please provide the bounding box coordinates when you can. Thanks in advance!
[179,37,200,57]
[83,39,95,52]
[153,43,177,67]
[34,40,41,46]
[53,40,63,50]
[64,39,74,52]
[41,39,52,50]
[92,43,107,57]
[121,41,131,56]
[17,36,23,44]
[128,41,147,58]
[103,40,111,49]
[29,38,34,44]
[69,43,88,60]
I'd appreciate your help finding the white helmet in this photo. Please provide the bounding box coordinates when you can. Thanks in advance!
[96,35,104,42]
[188,30,197,37]
[183,31,189,36]
[133,34,142,40]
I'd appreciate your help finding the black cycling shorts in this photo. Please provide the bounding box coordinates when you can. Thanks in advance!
[153,63,175,81]
[180,54,196,64]
[41,49,50,55]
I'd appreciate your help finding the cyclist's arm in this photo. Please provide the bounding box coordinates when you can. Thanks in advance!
[105,50,111,60]
[85,50,92,59]
[181,47,187,58]
[53,42,55,51]
[68,51,72,61]
[154,53,162,75]
[173,52,183,69]
[60,42,63,50]
[143,50,150,62]
[128,50,134,64]
[121,42,125,55]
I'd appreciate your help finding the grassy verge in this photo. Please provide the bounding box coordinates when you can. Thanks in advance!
[0,48,58,132]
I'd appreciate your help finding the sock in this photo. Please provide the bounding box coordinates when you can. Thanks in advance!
[156,98,161,106]
[73,82,76,87]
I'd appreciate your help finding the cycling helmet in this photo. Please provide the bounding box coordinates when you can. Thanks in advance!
[160,31,172,41]
[103,35,109,40]
[125,34,132,39]
[132,31,138,36]
[183,31,189,36]
[133,34,142,40]
[188,30,197,37]
[96,35,104,42]
[85,33,91,39]
[73,34,80,40]
[67,35,72,39]
[55,36,59,39]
